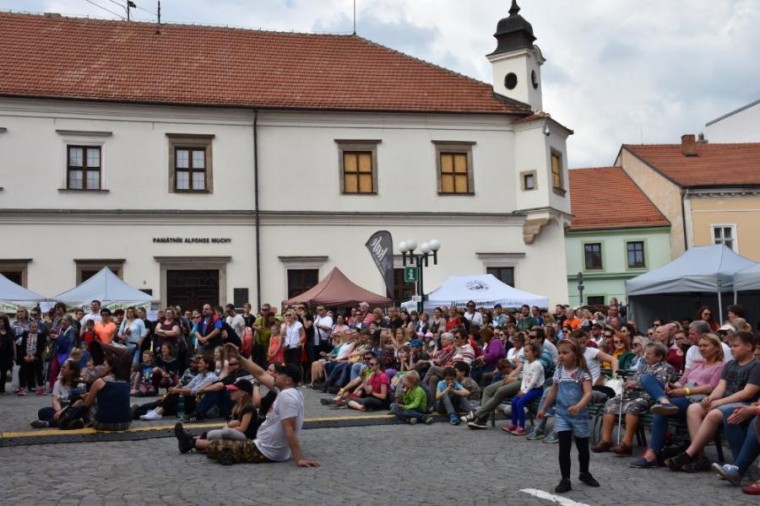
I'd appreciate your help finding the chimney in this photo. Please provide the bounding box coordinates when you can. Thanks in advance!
[681,134,697,156]
[697,132,708,144]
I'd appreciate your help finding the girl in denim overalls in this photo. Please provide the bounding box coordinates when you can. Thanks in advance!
[538,339,600,494]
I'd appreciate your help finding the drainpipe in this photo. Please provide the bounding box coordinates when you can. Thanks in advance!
[680,189,688,252]
[253,109,261,308]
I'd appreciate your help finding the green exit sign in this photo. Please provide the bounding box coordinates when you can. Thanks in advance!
[404,266,418,283]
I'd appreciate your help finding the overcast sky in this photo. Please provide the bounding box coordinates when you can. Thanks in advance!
[2,0,758,167]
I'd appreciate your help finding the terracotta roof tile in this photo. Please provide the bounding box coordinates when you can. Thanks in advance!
[624,142,760,187]
[0,12,532,115]
[569,167,669,230]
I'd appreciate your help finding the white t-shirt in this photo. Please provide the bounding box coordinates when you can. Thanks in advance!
[464,311,483,326]
[507,347,524,364]
[255,387,305,461]
[685,342,732,370]
[80,311,101,325]
[543,340,559,364]
[226,314,245,339]
[282,321,304,349]
[583,347,602,383]
[313,315,334,345]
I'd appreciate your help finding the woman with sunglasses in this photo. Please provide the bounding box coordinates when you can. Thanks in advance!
[344,357,390,411]
[696,305,719,332]
[602,333,635,371]
[281,311,305,367]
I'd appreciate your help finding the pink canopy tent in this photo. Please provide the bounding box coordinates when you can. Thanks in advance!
[284,267,391,308]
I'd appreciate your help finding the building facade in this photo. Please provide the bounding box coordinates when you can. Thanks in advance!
[616,135,760,261]
[565,167,670,306]
[0,4,572,309]
[706,98,760,143]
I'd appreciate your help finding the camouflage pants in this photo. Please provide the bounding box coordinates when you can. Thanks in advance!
[206,439,273,464]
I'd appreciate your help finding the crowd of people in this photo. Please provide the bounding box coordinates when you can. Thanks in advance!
[3,297,760,491]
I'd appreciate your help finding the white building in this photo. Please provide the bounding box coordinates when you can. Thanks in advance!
[706,98,760,142]
[0,3,572,309]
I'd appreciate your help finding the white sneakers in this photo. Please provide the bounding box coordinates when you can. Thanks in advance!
[140,409,163,421]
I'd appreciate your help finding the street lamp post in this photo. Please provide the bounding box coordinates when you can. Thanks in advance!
[399,239,441,313]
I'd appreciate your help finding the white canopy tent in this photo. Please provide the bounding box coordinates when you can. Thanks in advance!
[403,274,549,311]
[51,267,153,310]
[0,273,45,312]
[626,245,757,328]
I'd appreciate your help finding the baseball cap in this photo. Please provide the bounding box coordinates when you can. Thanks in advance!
[226,378,253,395]
[409,339,423,348]
[274,363,302,385]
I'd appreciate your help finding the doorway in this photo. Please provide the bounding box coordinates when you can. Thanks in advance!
[166,269,219,312]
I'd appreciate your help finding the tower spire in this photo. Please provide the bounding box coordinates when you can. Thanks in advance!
[509,0,520,17]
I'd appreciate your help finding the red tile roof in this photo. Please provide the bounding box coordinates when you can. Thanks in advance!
[0,12,532,115]
[569,167,669,230]
[624,143,760,187]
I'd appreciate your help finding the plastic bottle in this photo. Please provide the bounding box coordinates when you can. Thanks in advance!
[177,395,185,419]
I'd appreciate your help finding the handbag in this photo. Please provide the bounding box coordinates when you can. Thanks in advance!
[605,377,624,397]
[58,404,87,430]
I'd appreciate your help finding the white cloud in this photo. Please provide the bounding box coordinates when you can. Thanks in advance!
[2,0,758,167]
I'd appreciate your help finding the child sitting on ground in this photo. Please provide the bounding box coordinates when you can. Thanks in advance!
[503,342,544,436]
[174,378,256,453]
[131,351,157,397]
[435,366,473,425]
[390,370,431,425]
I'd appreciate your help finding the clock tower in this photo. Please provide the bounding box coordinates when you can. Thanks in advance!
[487,0,544,111]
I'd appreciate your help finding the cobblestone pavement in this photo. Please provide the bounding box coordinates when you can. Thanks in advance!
[1,418,756,506]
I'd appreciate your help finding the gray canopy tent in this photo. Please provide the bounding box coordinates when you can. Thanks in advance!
[625,245,757,329]
[0,273,45,312]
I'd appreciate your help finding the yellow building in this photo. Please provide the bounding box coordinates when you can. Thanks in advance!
[616,135,760,261]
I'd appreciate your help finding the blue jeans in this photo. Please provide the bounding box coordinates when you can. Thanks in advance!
[350,362,367,381]
[471,364,495,386]
[391,403,425,423]
[719,403,750,459]
[511,387,543,428]
[436,393,472,418]
[640,373,692,453]
[326,362,351,388]
[196,390,233,419]
[734,416,760,475]
[639,373,667,400]
[649,397,691,452]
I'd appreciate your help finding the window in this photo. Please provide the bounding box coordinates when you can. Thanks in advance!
[343,151,374,194]
[167,134,214,193]
[551,151,565,196]
[487,267,515,287]
[521,171,536,191]
[587,296,605,306]
[67,146,101,190]
[712,225,737,251]
[584,243,603,270]
[0,259,30,287]
[287,269,319,299]
[75,259,124,285]
[433,141,475,195]
[393,268,416,303]
[336,140,380,195]
[626,241,646,268]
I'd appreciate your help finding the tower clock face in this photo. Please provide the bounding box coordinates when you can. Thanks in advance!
[505,72,518,90]
[531,70,539,89]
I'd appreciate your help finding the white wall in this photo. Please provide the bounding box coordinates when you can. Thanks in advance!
[706,100,760,143]
[256,111,520,214]
[0,98,255,210]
